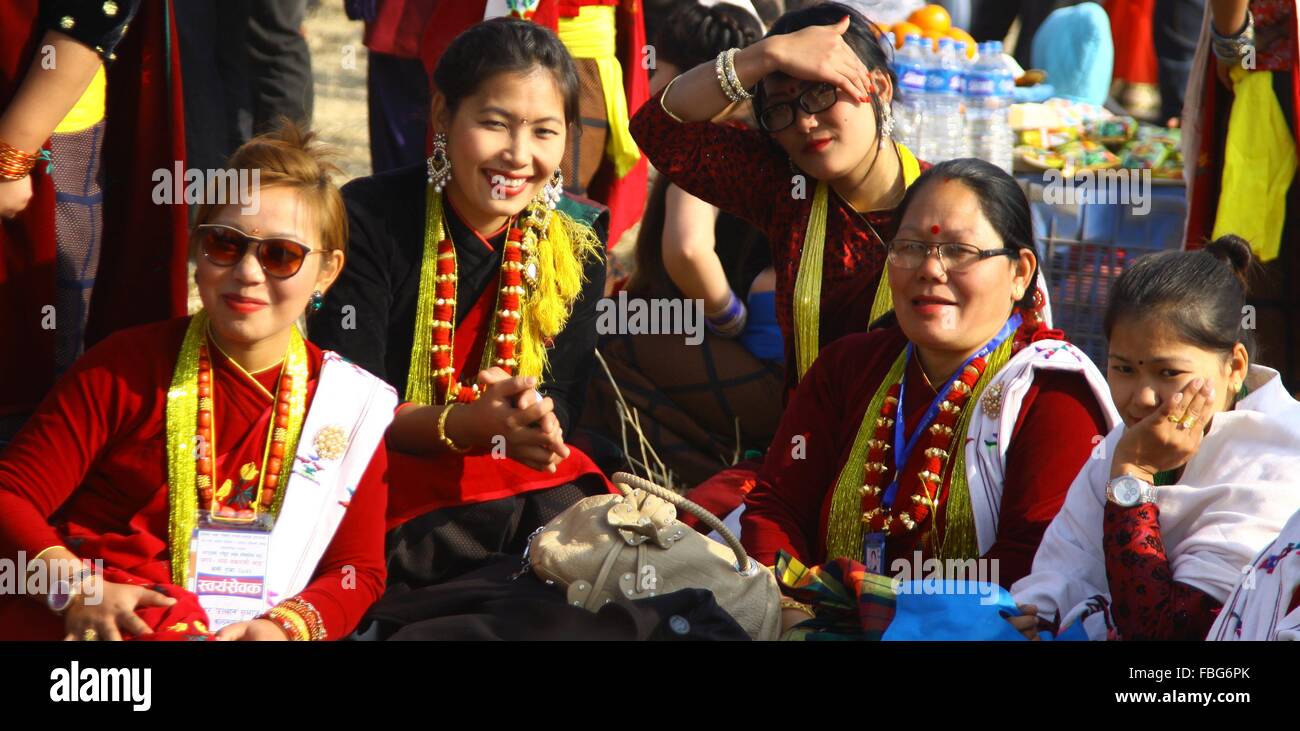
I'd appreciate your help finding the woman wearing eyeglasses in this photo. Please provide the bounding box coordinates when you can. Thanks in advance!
[738,159,1118,636]
[630,2,927,399]
[0,123,396,641]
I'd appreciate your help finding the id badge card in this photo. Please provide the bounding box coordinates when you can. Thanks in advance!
[188,522,271,631]
[863,532,887,575]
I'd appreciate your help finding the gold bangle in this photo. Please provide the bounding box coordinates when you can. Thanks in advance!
[279,597,327,641]
[780,598,815,617]
[0,140,38,180]
[267,608,309,641]
[436,403,471,453]
[659,75,686,124]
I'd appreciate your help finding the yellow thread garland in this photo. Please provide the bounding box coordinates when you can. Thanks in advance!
[824,348,908,562]
[166,311,308,587]
[408,186,602,405]
[405,184,444,405]
[165,315,204,586]
[791,143,923,380]
[823,332,1015,563]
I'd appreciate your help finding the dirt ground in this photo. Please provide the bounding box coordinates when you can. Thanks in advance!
[304,2,372,182]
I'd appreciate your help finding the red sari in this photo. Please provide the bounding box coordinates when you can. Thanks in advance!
[0,0,189,417]
[0,318,388,640]
[740,326,1110,587]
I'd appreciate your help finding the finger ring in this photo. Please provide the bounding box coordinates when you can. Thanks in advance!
[1166,414,1183,424]
[1179,415,1198,430]
[82,628,98,641]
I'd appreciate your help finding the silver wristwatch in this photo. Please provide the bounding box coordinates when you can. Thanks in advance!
[47,567,95,615]
[1106,474,1157,508]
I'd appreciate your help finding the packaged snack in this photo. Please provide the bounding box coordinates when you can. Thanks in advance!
[1086,116,1138,146]
[1018,127,1079,148]
[1120,141,1171,170]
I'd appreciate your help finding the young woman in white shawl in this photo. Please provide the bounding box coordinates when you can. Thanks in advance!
[1010,235,1300,641]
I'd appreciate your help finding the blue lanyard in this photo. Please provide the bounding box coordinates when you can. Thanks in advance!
[883,314,1022,509]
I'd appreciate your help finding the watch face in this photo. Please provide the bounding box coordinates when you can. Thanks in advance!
[1113,478,1142,506]
[48,580,72,612]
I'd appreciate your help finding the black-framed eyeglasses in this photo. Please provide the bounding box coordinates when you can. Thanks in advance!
[758,83,839,132]
[196,223,322,279]
[886,239,1018,272]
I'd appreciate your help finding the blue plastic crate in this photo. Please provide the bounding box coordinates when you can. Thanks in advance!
[1018,175,1187,367]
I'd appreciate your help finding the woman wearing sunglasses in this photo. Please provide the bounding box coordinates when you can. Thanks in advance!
[0,123,397,641]
[739,159,1118,637]
[630,2,926,399]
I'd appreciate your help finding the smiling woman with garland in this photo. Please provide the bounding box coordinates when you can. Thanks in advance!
[0,123,394,642]
[311,18,611,594]
[738,159,1118,637]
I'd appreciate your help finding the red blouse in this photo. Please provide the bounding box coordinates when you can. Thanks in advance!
[1103,503,1223,640]
[740,327,1110,587]
[629,93,925,394]
[0,318,388,640]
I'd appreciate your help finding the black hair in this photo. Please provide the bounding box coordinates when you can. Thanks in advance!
[433,18,581,128]
[751,0,783,26]
[654,2,765,71]
[1104,234,1256,358]
[755,2,895,145]
[894,158,1040,311]
[634,2,766,297]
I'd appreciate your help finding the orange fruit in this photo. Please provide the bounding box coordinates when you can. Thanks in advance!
[908,4,952,34]
[922,29,947,51]
[947,27,977,58]
[891,20,923,47]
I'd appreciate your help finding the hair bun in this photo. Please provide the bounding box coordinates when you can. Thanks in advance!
[1204,234,1253,292]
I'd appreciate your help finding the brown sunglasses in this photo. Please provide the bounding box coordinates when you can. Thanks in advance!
[196,223,322,279]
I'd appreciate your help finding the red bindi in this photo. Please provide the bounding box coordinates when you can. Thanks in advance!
[930,225,941,235]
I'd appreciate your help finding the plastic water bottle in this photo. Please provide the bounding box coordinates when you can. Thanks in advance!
[953,41,973,158]
[890,34,927,155]
[965,41,1014,173]
[921,38,963,162]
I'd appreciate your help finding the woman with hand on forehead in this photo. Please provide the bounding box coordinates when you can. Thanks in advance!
[1012,236,1300,641]
[630,2,927,398]
[0,123,395,641]
[739,159,1116,636]
[311,18,610,593]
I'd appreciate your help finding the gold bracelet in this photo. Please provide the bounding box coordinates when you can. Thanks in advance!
[0,140,38,181]
[279,597,327,641]
[436,403,471,453]
[780,598,815,617]
[262,607,308,640]
[659,75,686,124]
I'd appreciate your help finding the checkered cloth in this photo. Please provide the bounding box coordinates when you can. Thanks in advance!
[775,551,897,641]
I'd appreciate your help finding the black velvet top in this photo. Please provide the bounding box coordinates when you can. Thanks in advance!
[41,0,140,62]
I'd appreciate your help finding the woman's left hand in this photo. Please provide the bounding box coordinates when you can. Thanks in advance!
[1111,377,1217,482]
[214,619,290,641]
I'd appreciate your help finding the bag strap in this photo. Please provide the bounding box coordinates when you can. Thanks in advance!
[611,472,755,574]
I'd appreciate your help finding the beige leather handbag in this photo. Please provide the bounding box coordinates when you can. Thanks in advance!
[527,472,781,640]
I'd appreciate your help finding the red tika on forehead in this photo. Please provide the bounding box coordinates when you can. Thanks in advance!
[931,225,941,235]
